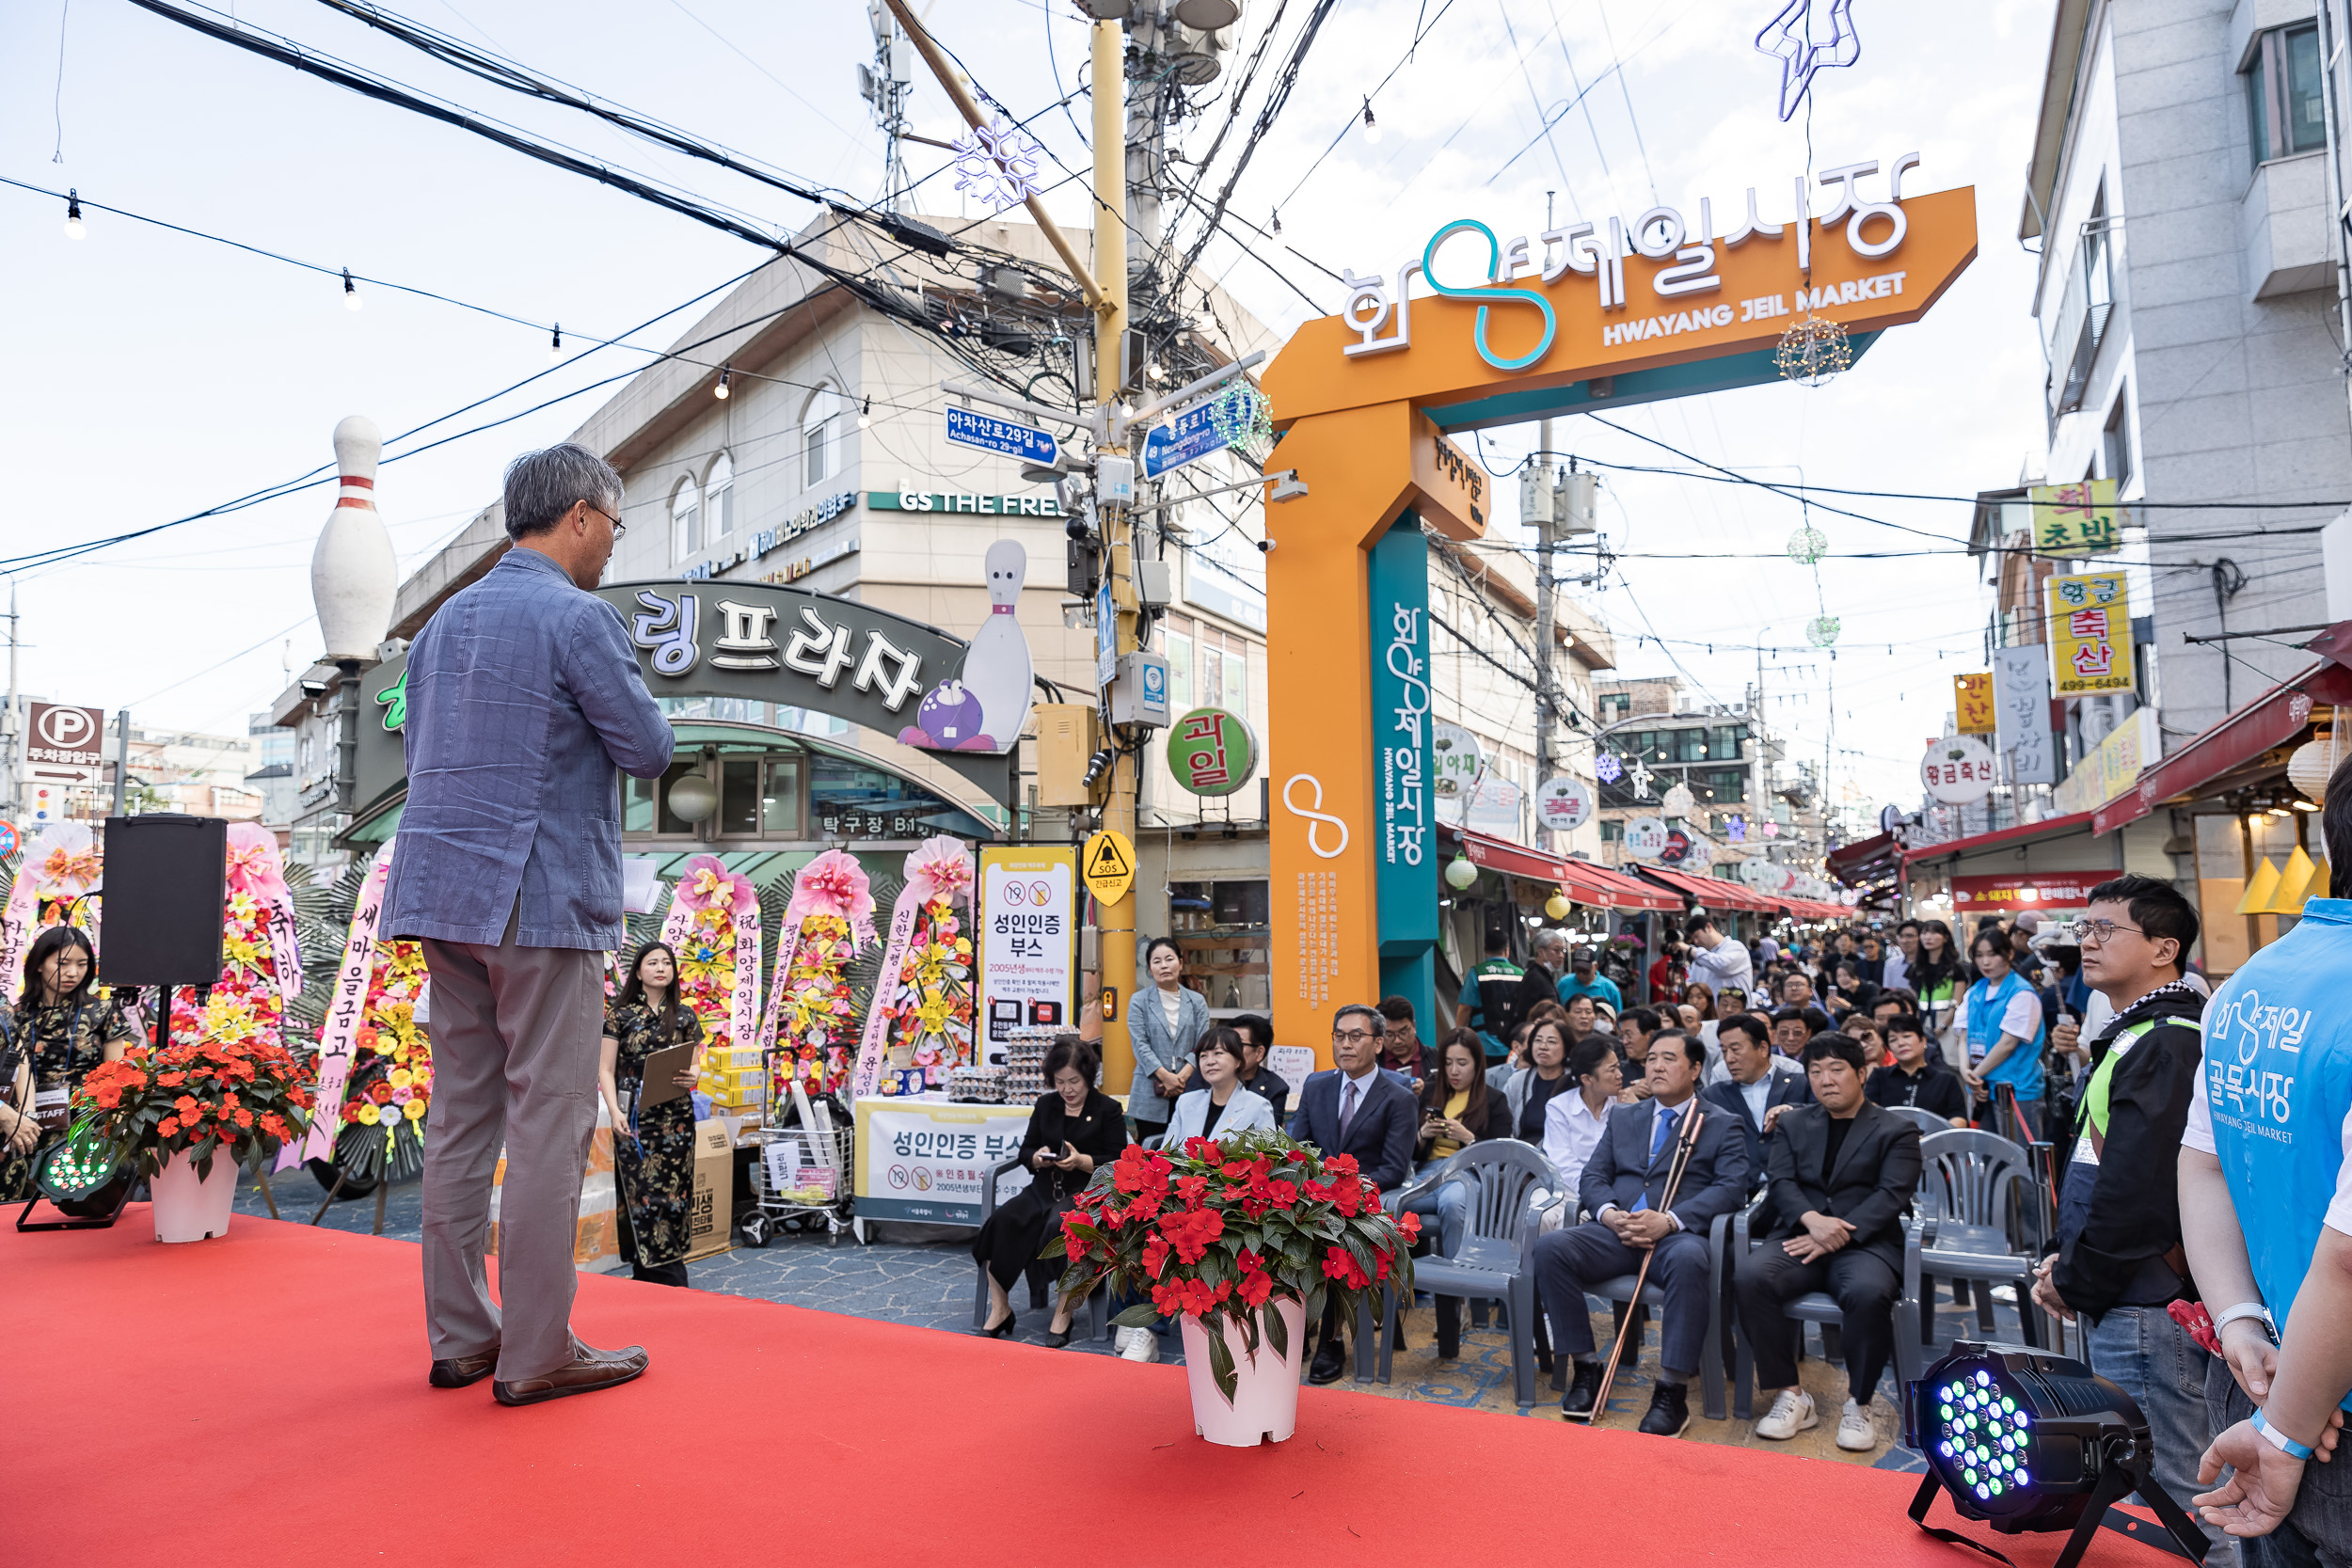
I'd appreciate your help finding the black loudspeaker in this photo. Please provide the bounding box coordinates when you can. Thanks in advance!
[101,815,228,989]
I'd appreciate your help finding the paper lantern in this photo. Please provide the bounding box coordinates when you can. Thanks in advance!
[2235,857,2282,916]
[2287,727,2342,804]
[1444,852,1479,891]
[667,773,718,823]
[1545,891,1572,920]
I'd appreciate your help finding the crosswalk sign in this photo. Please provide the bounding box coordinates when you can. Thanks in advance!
[1082,830,1136,905]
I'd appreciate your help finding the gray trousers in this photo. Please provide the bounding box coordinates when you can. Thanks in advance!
[420,906,604,1384]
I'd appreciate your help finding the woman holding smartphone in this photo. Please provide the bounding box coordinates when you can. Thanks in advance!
[598,942,704,1288]
[973,1036,1127,1346]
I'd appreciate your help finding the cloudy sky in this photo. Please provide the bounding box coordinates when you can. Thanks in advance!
[1,0,2056,817]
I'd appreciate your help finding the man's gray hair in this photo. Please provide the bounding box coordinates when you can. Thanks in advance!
[503,442,622,540]
[1534,928,1568,955]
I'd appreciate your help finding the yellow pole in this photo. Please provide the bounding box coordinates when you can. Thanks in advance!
[1090,17,1136,1101]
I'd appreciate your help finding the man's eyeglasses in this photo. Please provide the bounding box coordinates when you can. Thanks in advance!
[2063,918,2145,946]
[586,502,627,540]
[1332,1028,1376,1046]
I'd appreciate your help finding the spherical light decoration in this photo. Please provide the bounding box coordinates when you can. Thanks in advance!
[1806,615,1842,648]
[1443,851,1480,891]
[1206,379,1271,450]
[1661,783,1696,818]
[1774,313,1851,388]
[2287,727,2342,804]
[666,773,719,823]
[1786,525,1829,564]
[1545,891,1572,920]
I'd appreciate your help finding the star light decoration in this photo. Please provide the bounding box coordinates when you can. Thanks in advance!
[951,112,1045,213]
[1756,0,1861,123]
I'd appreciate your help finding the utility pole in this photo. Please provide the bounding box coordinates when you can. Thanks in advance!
[1532,434,1557,852]
[112,707,130,816]
[2,578,18,816]
[1091,16,1137,1098]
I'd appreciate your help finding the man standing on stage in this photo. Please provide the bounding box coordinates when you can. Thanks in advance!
[385,442,675,1407]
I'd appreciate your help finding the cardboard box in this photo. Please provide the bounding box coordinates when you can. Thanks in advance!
[686,1118,734,1260]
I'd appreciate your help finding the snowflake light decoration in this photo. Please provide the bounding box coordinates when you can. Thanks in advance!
[1595,752,1624,784]
[951,113,1044,213]
[1755,0,1861,123]
[1786,525,1828,564]
[1806,614,1842,648]
[1776,314,1852,388]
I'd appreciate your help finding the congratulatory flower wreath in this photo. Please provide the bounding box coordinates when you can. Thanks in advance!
[1050,1130,1419,1402]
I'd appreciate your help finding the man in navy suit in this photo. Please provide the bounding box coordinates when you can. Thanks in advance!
[1289,1003,1420,1385]
[1535,1030,1749,1435]
[1700,1013,1812,1206]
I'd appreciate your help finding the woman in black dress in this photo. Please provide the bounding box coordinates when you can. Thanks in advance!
[2,927,137,1204]
[972,1036,1127,1347]
[597,942,704,1287]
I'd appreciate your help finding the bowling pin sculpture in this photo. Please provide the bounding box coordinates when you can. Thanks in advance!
[310,415,399,662]
[899,539,1035,753]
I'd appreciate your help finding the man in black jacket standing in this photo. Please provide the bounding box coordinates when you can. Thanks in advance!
[1735,1033,1923,1453]
[2028,875,2208,1509]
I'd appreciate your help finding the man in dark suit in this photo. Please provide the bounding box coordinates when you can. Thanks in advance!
[1701,1012,1812,1203]
[1288,1003,1420,1385]
[1536,1031,1749,1436]
[1734,1033,1924,1453]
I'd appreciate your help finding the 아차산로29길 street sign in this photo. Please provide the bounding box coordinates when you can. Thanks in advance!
[945,406,1057,467]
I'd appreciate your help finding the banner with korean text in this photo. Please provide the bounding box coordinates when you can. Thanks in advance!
[2031,479,2126,558]
[1954,673,1995,733]
[2045,571,2135,697]
[1991,646,2057,784]
[977,847,1076,1058]
[851,1098,1035,1226]
[1368,514,1438,1036]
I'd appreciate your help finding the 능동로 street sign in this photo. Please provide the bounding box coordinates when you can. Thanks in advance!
[1143,400,1225,479]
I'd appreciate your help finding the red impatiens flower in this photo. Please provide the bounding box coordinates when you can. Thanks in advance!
[1142,1233,1172,1280]
[1329,1180,1363,1219]
[1321,1245,1370,1291]
[158,1117,181,1138]
[1324,1152,1359,1179]
[1237,1268,1275,1309]
[1173,1174,1210,1211]
[1395,1211,1422,1242]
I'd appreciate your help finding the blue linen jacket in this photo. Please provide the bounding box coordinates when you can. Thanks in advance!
[382,546,674,950]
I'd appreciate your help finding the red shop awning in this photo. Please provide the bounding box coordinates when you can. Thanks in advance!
[1900,809,2097,869]
[1453,829,1680,911]
[1827,831,1899,884]
[2091,646,2352,835]
[1640,864,1772,912]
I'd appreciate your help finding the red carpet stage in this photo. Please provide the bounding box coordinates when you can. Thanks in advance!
[7,1213,2137,1567]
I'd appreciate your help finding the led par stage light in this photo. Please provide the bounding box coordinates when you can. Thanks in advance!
[1904,1342,2209,1568]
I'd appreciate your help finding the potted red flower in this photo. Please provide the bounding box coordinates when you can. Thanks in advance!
[1049,1130,1418,1446]
[71,1009,314,1243]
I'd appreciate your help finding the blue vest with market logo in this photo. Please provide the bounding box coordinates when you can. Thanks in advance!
[1965,969,2045,1102]
[2202,898,2352,1365]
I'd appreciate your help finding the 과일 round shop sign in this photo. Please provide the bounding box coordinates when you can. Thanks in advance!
[1166,706,1260,797]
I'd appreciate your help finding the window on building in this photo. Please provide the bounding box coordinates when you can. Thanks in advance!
[1165,613,1195,710]
[1676,728,1708,763]
[2049,185,2116,416]
[671,474,703,564]
[761,755,803,835]
[802,386,839,488]
[705,451,734,541]
[1599,819,1624,843]
[2249,23,2327,166]
[2103,391,2134,490]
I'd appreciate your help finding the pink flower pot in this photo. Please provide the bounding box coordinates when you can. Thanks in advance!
[1178,1297,1307,1447]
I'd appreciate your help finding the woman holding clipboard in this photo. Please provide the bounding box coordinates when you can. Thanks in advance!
[599,942,703,1286]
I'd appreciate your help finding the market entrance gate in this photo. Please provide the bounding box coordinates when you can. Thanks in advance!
[1258,166,1979,1063]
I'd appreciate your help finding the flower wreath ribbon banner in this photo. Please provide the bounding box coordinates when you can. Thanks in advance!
[755,848,876,1082]
[226,821,304,1012]
[660,854,763,1051]
[286,839,394,1170]
[850,836,975,1101]
[0,822,103,1005]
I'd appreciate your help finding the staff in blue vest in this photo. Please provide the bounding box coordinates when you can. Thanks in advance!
[2181,767,2352,1558]
[1962,927,2046,1140]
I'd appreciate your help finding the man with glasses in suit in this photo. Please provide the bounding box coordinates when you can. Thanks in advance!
[1537,1030,1749,1435]
[1291,1003,1419,1385]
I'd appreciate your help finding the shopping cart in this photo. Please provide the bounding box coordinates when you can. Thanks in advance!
[741,1121,854,1246]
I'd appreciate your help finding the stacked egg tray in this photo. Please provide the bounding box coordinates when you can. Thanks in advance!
[946,1065,1009,1103]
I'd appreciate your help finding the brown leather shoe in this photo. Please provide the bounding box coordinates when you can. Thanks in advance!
[492,1341,649,1407]
[428,1348,500,1388]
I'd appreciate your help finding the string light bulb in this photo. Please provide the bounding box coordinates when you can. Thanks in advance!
[858,396,872,429]
[342,267,362,310]
[1361,98,1381,144]
[62,189,85,240]
[714,363,731,400]
[548,324,564,362]
[1270,207,1282,235]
